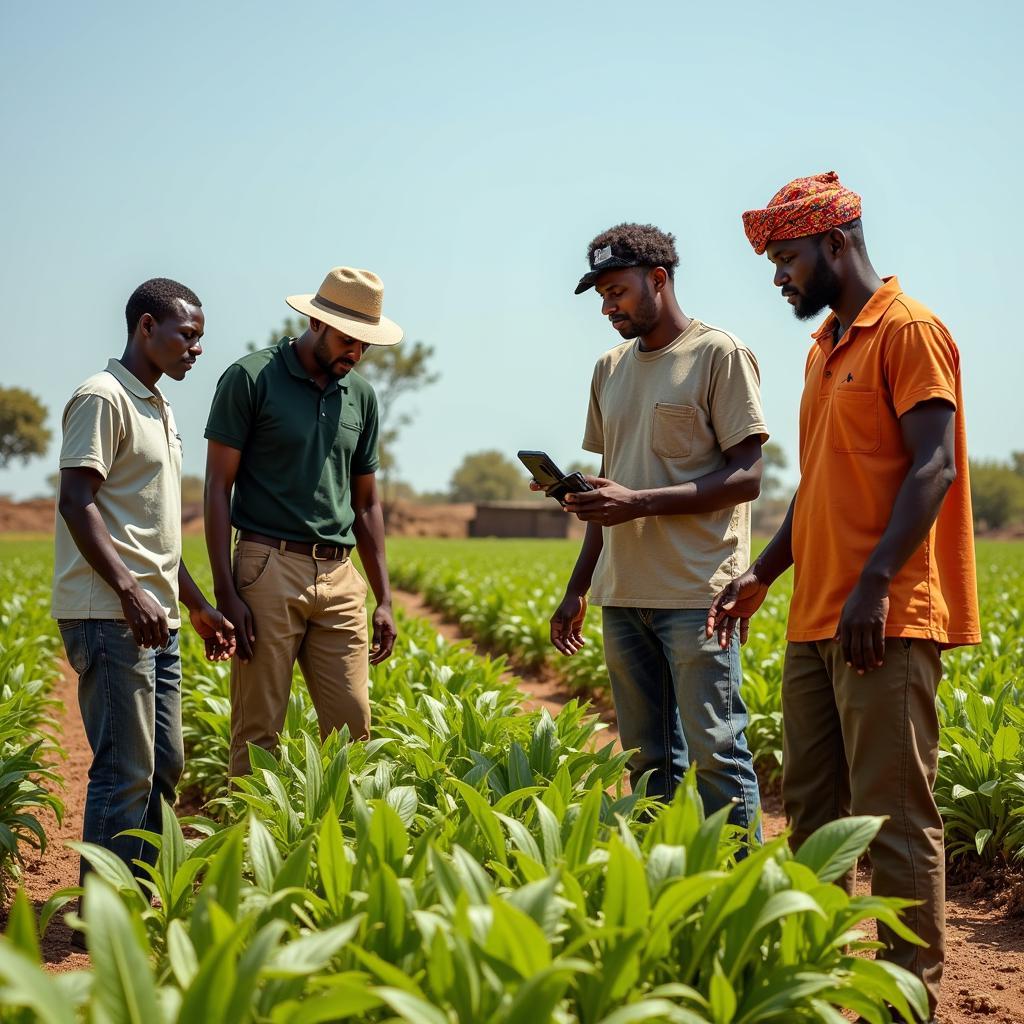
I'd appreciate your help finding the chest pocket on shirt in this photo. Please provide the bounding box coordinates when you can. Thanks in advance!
[652,403,696,459]
[830,386,880,454]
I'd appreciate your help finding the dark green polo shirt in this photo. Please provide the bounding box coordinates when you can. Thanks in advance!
[205,338,379,546]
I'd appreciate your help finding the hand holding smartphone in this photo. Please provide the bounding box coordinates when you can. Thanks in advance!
[517,450,595,503]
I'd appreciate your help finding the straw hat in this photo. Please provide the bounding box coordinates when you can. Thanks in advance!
[286,267,403,347]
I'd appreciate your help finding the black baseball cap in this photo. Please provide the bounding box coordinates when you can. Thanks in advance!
[574,244,645,295]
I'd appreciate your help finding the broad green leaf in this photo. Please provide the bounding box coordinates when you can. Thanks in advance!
[4,887,39,960]
[269,917,364,975]
[795,816,883,883]
[374,986,450,1024]
[278,983,384,1023]
[166,919,199,988]
[483,895,551,977]
[318,805,351,913]
[603,836,650,929]
[82,875,160,1024]
[564,782,602,870]
[248,815,282,891]
[0,939,77,1024]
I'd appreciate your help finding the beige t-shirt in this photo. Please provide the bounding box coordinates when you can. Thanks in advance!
[583,320,767,608]
[51,359,183,627]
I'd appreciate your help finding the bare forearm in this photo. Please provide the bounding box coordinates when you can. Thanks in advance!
[637,463,762,517]
[177,560,208,613]
[565,522,603,596]
[59,499,136,598]
[353,502,392,607]
[204,482,236,602]
[752,494,796,586]
[860,456,955,587]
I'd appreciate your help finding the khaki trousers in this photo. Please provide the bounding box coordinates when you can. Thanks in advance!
[782,638,944,1015]
[228,540,370,777]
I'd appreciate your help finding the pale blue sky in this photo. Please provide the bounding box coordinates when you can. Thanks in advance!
[1,0,1021,500]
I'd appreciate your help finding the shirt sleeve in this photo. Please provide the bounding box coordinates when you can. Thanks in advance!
[884,320,959,418]
[351,388,380,475]
[204,364,256,450]
[59,393,121,478]
[709,346,769,451]
[581,363,605,455]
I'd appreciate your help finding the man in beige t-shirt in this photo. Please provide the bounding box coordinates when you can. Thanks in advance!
[551,223,766,834]
[52,278,233,905]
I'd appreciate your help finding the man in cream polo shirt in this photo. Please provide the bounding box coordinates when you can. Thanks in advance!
[549,223,767,836]
[53,277,233,892]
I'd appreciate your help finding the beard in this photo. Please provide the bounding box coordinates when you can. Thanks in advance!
[618,281,660,338]
[313,338,350,378]
[793,252,841,321]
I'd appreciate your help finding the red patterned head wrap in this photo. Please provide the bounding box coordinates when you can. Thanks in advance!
[742,171,862,255]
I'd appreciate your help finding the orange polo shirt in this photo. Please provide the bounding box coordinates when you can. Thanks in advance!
[789,277,980,647]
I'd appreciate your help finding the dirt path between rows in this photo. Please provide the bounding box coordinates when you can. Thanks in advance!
[392,589,1024,1024]
[4,610,1022,1021]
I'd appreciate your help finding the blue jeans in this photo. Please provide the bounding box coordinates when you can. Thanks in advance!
[602,607,761,836]
[58,619,184,881]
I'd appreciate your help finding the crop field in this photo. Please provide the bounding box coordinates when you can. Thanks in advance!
[0,535,1019,1020]
[389,537,1024,867]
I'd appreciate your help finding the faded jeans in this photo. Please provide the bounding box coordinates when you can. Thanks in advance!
[58,619,184,881]
[602,606,761,837]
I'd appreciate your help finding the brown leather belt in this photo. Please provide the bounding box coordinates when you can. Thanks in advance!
[238,530,351,561]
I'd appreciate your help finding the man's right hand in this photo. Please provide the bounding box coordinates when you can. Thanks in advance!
[550,591,588,656]
[217,588,256,662]
[120,584,171,649]
[706,568,770,649]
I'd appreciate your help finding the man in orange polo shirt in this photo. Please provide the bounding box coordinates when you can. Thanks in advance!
[707,171,980,1021]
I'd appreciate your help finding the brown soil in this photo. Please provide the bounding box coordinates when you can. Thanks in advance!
[391,590,1024,1024]
[0,658,90,969]
[5,596,1023,1021]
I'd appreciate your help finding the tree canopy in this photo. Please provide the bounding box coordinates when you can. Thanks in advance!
[450,450,531,503]
[0,387,51,469]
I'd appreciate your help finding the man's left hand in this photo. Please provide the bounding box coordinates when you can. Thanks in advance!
[564,477,645,526]
[835,578,890,674]
[370,604,397,664]
[189,602,236,662]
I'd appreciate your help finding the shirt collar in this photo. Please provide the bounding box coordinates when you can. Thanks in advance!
[106,358,160,401]
[810,276,903,344]
[279,337,348,392]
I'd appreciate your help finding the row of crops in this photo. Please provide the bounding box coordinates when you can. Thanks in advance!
[387,537,1024,867]
[0,551,64,888]
[0,538,933,1021]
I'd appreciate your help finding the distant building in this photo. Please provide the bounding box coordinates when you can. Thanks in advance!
[470,501,585,539]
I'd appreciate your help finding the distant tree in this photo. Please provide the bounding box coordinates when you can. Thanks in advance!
[360,340,440,496]
[181,474,205,504]
[450,450,530,502]
[969,460,1024,530]
[760,441,788,500]
[1011,451,1024,477]
[0,387,51,469]
[566,458,600,478]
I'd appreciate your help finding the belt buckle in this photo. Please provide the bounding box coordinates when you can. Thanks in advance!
[311,542,334,561]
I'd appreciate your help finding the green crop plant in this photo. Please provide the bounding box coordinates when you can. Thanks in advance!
[0,558,65,889]
[8,773,926,1023]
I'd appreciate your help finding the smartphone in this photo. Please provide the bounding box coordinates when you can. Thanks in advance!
[517,450,594,501]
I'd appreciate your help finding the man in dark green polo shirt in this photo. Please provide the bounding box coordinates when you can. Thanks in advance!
[204,266,402,776]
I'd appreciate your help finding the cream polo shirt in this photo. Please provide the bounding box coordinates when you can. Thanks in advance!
[51,359,183,627]
[583,320,768,608]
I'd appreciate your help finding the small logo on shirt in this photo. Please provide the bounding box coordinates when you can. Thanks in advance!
[844,373,854,383]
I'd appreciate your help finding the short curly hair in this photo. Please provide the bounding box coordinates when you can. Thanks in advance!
[587,223,679,278]
[125,278,201,337]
